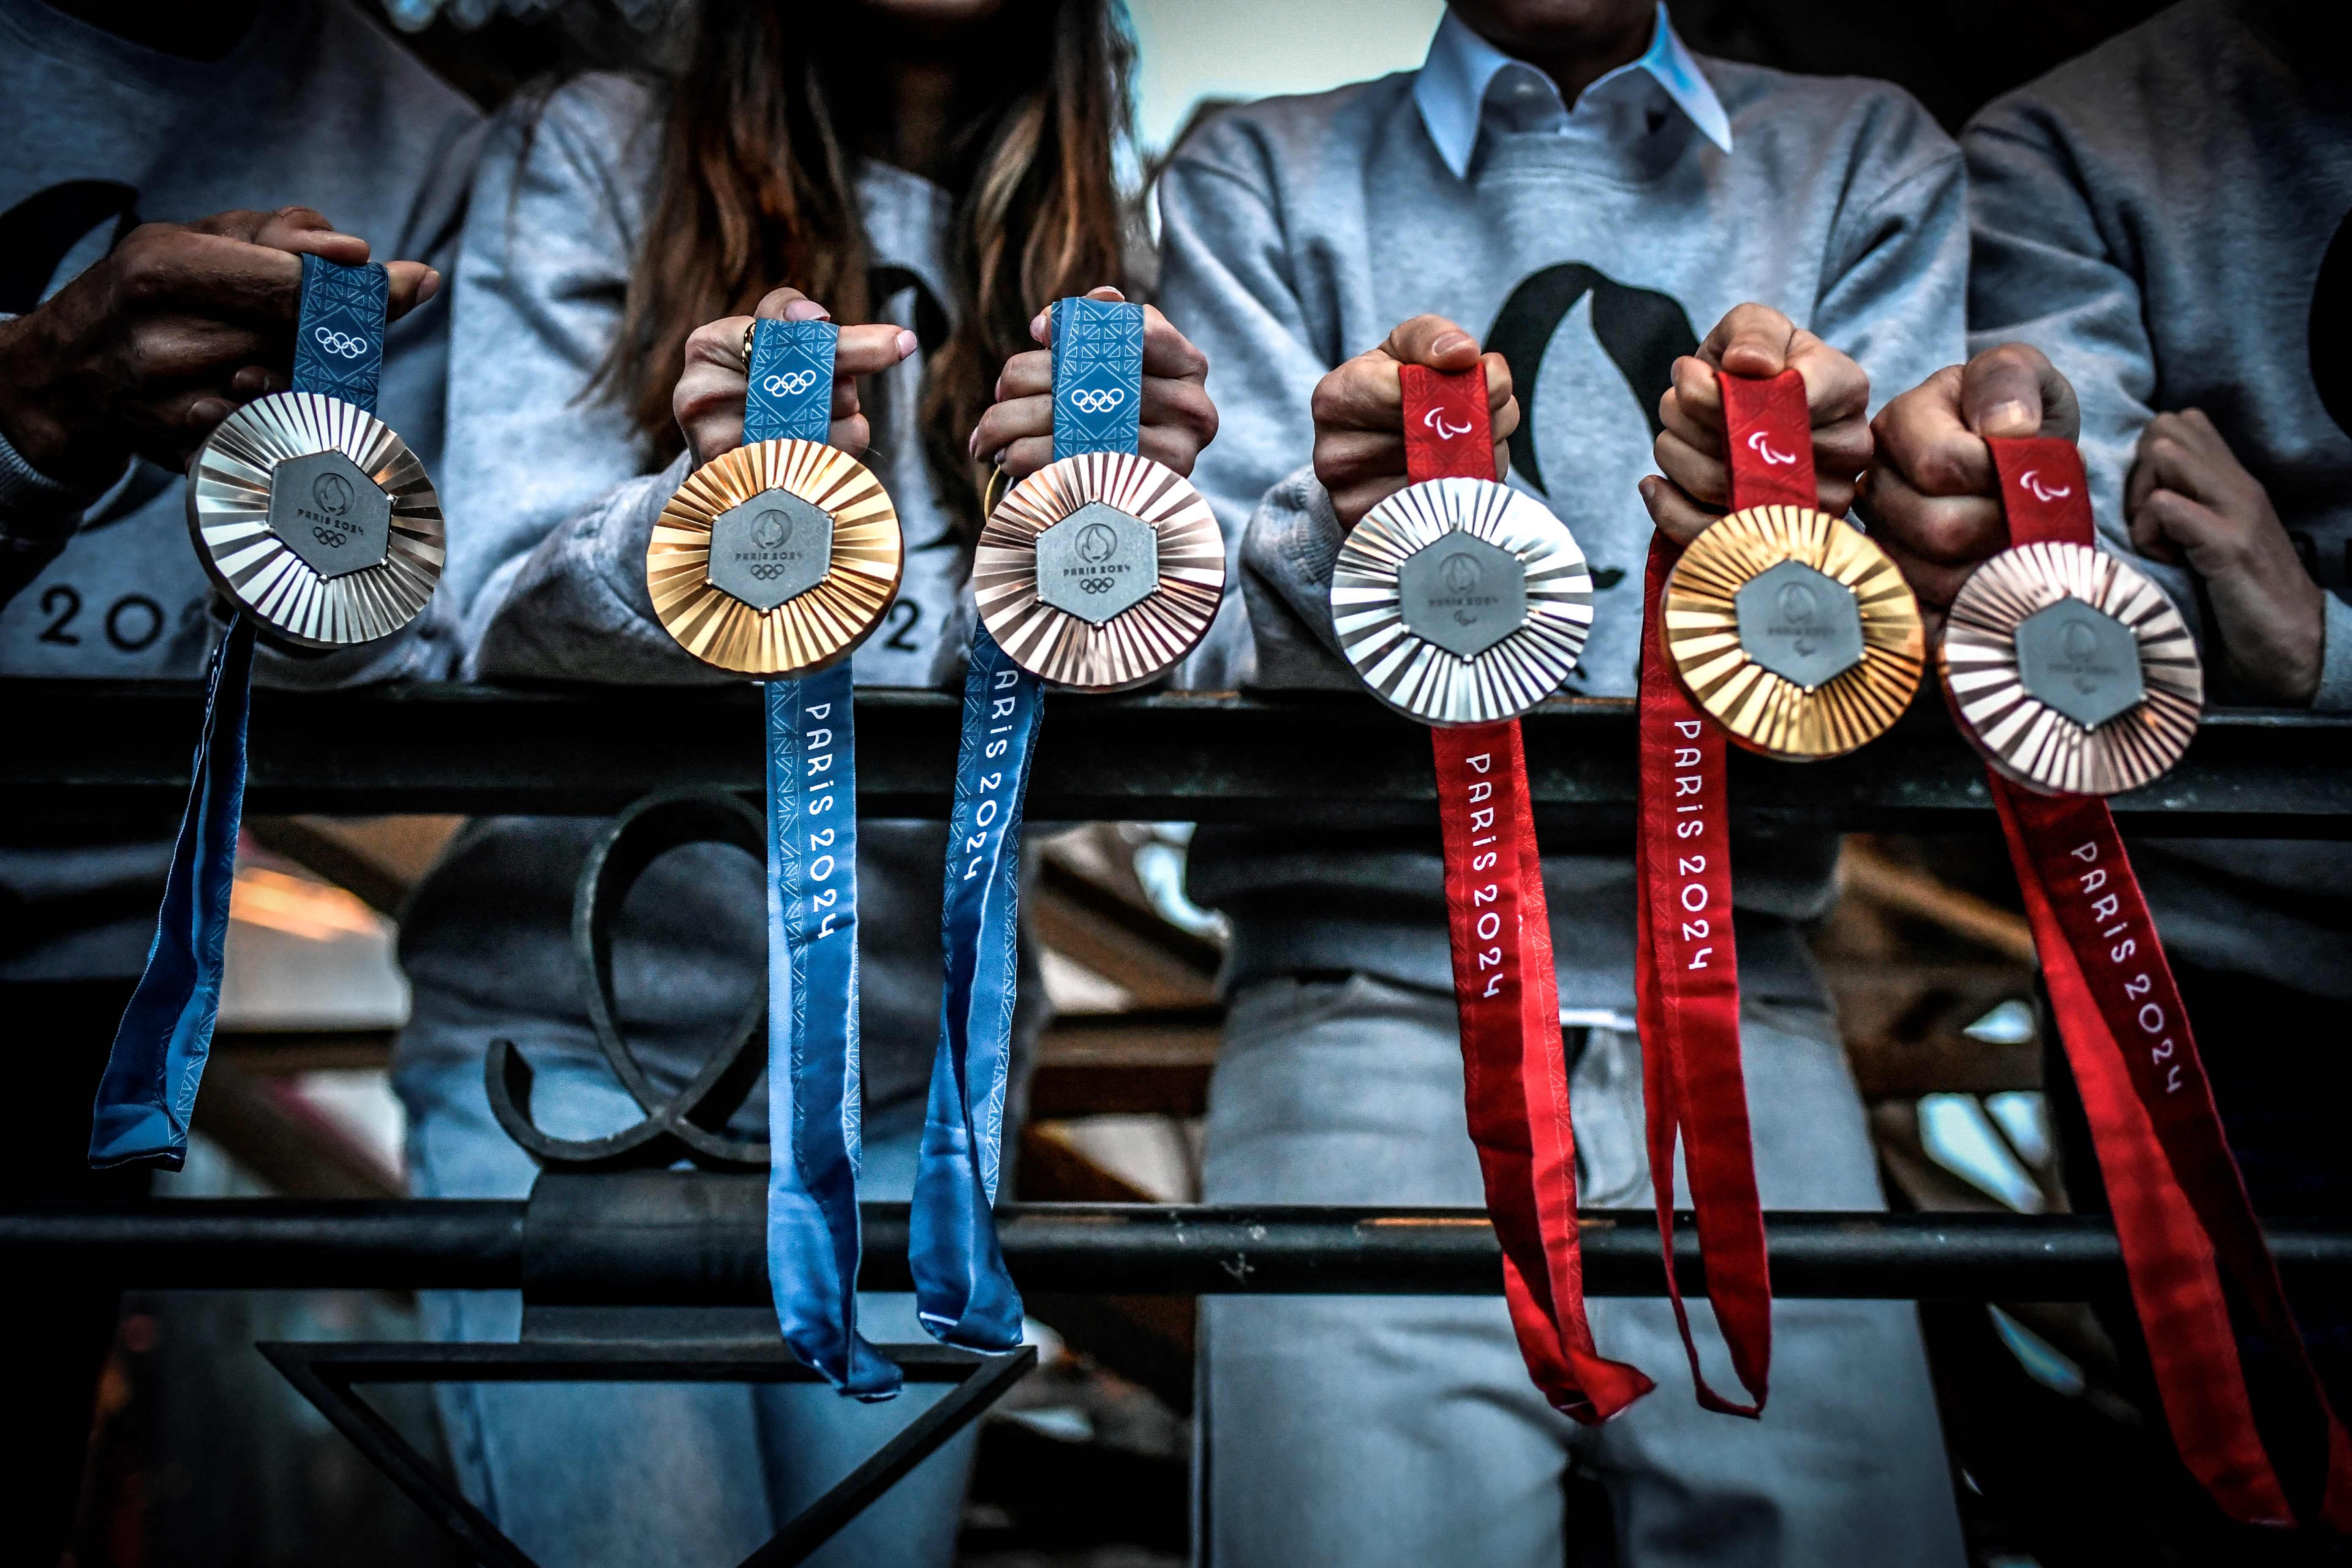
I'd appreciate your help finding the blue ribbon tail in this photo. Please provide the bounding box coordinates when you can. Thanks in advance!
[913,628,1040,1350]
[764,668,902,1399]
[90,619,256,1171]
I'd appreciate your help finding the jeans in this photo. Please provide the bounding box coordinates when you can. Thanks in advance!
[398,1053,977,1568]
[1195,972,1965,1568]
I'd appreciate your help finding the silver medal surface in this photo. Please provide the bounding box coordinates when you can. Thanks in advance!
[1332,476,1592,726]
[186,391,443,649]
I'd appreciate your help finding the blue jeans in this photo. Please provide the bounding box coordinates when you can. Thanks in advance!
[397,1054,977,1568]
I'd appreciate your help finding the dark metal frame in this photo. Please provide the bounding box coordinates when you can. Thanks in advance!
[11,680,2352,833]
[259,1337,1035,1568]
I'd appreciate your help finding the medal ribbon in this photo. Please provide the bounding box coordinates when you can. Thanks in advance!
[749,319,900,1397]
[89,256,387,1170]
[909,298,1138,1347]
[1405,363,1653,1423]
[1627,370,1806,1417]
[1979,436,2352,1526]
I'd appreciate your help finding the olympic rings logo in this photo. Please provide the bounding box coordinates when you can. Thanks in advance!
[1068,388,1127,414]
[763,370,821,397]
[749,564,788,581]
[312,327,369,359]
[1078,577,1114,595]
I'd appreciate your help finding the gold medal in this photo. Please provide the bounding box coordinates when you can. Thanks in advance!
[975,450,1225,693]
[185,391,444,649]
[648,438,904,678]
[1332,476,1593,727]
[1662,505,1923,760]
[1941,540,2202,795]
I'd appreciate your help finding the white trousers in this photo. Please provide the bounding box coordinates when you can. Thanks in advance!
[1195,973,1966,1568]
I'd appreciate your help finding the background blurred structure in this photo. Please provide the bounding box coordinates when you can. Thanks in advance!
[54,2,2219,1565]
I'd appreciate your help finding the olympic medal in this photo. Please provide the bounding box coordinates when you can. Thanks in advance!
[1332,476,1593,727]
[649,437,903,677]
[975,450,1225,693]
[185,390,443,649]
[1662,505,1923,760]
[1941,540,2202,796]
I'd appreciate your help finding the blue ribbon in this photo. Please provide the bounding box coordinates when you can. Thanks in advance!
[90,257,387,1171]
[911,297,1147,1345]
[740,317,901,1394]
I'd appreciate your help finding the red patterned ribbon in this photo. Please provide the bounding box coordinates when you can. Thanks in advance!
[1406,362,1653,1422]
[1981,437,2352,1527]
[1626,370,1799,1417]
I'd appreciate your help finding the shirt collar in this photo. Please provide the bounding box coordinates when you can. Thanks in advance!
[1413,3,1733,179]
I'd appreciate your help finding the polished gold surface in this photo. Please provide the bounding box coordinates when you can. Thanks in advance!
[976,451,1225,692]
[1941,541,2202,796]
[1663,504,1924,760]
[1331,476,1593,727]
[649,438,902,677]
[186,391,443,649]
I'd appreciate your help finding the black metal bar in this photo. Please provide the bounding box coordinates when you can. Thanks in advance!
[6,680,2348,832]
[14,1197,2352,1298]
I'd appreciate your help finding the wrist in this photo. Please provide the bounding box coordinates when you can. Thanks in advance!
[0,312,124,490]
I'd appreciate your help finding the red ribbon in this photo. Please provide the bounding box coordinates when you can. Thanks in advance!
[1406,362,1653,1422]
[1979,437,2352,1528]
[1627,370,1800,1417]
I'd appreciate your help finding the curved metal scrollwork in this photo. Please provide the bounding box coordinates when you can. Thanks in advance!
[485,790,771,1171]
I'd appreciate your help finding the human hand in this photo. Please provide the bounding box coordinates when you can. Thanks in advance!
[0,207,438,489]
[673,286,918,470]
[965,286,1217,485]
[1640,302,1873,546]
[1854,342,2080,628]
[2127,408,2322,704]
[1308,315,1514,531]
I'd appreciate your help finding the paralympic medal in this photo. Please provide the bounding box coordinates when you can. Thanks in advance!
[1943,443,2202,796]
[185,259,443,648]
[1659,377,1920,760]
[975,296,1224,692]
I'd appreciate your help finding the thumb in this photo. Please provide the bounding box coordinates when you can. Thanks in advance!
[1960,342,2080,442]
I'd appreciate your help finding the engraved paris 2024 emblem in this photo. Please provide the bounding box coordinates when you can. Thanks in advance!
[1733,558,1864,691]
[1396,532,1528,660]
[707,490,836,612]
[1033,500,1160,625]
[267,447,392,580]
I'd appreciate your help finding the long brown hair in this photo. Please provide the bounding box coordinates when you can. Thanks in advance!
[596,0,1134,541]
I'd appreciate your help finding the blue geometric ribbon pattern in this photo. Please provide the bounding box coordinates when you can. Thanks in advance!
[1050,295,1145,460]
[90,257,389,1170]
[741,317,899,1392]
[913,626,1043,1350]
[766,667,900,1398]
[913,296,1149,1346]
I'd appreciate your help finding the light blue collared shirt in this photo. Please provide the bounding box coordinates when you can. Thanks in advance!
[1413,2,1733,179]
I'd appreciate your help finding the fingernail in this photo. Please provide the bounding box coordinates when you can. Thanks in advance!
[418,268,441,303]
[1030,312,1049,341]
[1431,332,1471,357]
[783,299,828,322]
[967,429,980,458]
[1982,399,2031,436]
[896,329,918,361]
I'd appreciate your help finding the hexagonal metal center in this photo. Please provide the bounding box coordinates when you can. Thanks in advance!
[2015,596,2145,729]
[1397,531,1527,661]
[1733,558,1864,690]
[707,490,835,611]
[1035,501,1159,625]
[269,449,390,580]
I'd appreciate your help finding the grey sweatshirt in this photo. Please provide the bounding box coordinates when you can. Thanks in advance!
[1965,0,2352,999]
[1157,27,1968,1011]
[391,75,1042,1125]
[0,0,480,980]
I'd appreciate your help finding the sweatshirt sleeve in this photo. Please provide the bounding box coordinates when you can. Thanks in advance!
[1154,136,1351,691]
[1812,106,1970,423]
[438,77,727,687]
[1962,105,2200,621]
